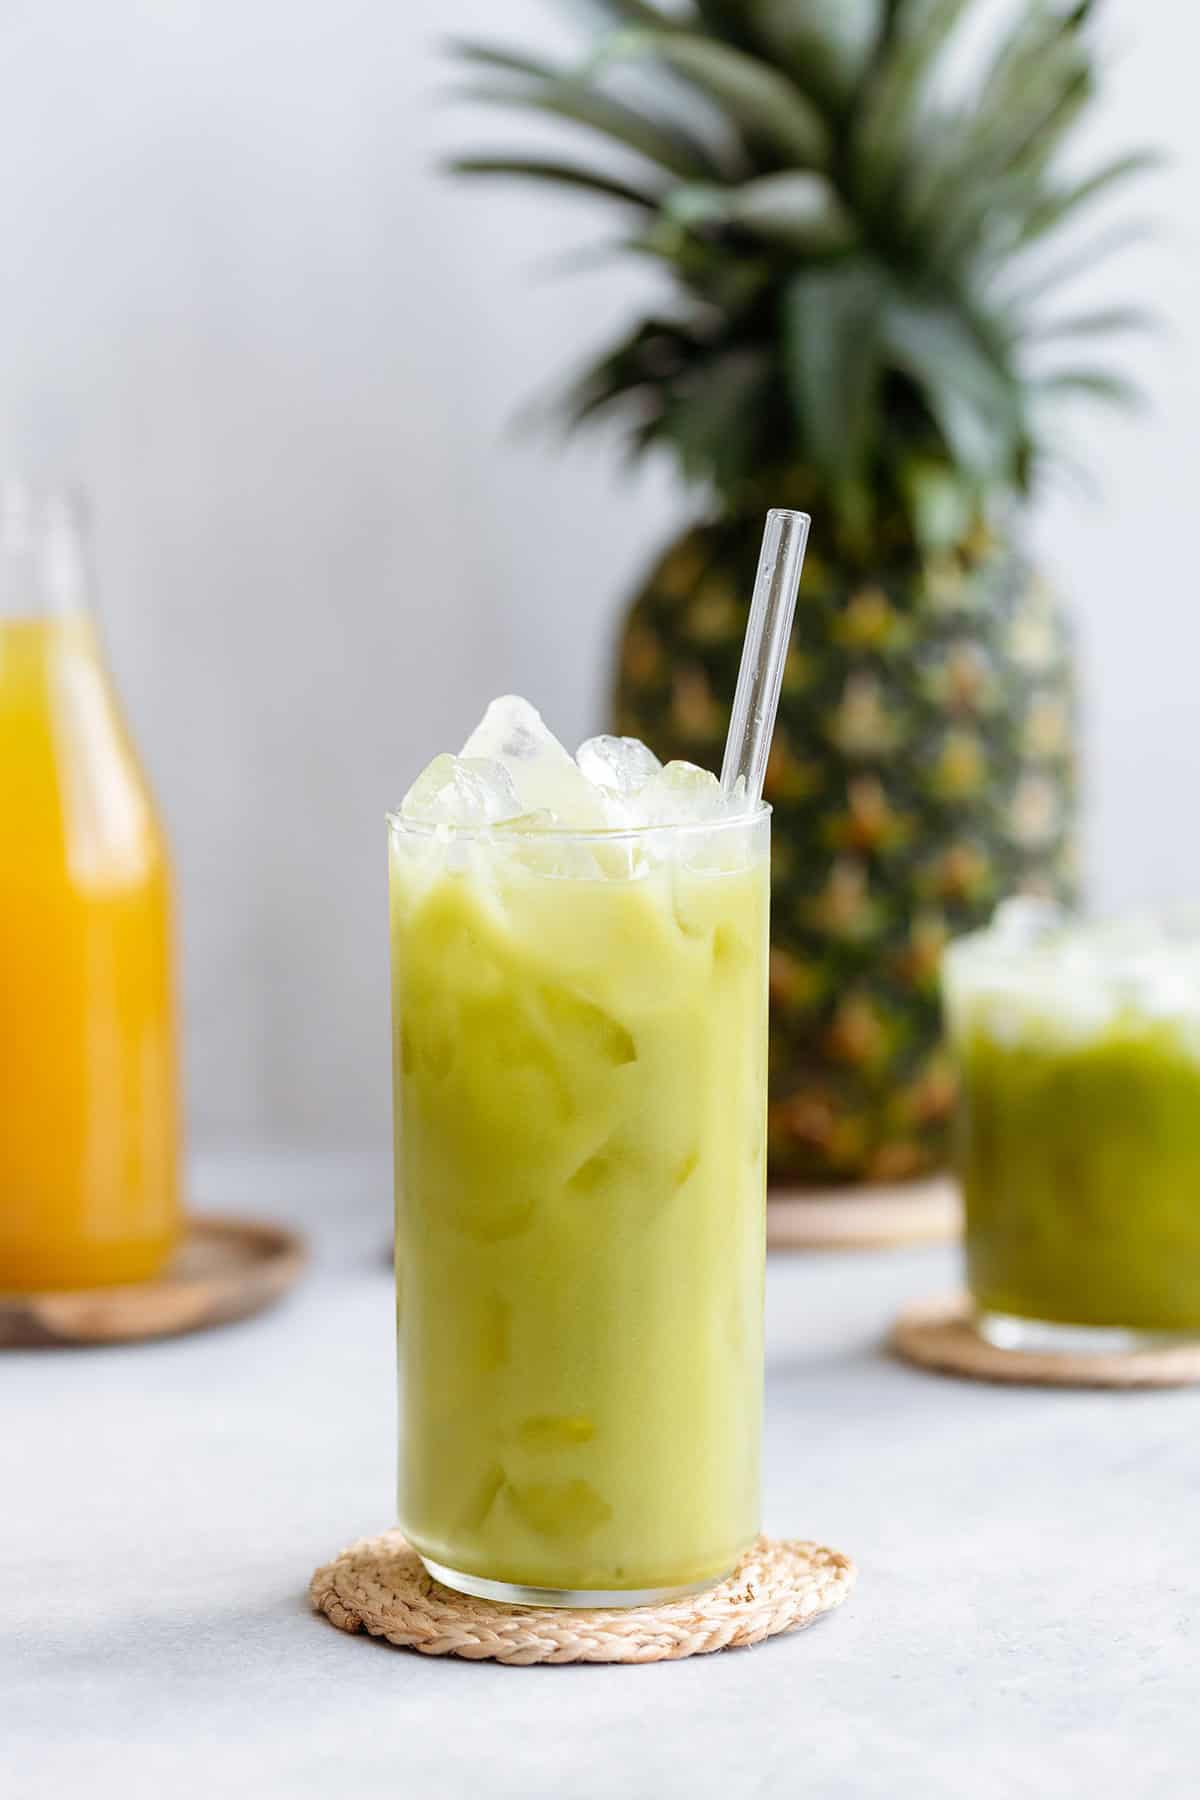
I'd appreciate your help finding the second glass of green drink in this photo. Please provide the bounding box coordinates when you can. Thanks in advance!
[389,801,771,1604]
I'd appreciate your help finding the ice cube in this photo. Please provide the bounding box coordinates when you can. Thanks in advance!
[462,696,605,826]
[400,753,521,826]
[633,760,728,825]
[576,734,662,796]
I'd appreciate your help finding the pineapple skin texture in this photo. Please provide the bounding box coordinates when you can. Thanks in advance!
[614,520,1078,1188]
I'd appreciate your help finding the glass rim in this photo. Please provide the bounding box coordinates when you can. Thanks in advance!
[945,903,1200,969]
[386,800,771,846]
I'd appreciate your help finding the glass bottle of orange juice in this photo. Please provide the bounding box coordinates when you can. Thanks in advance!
[0,483,181,1290]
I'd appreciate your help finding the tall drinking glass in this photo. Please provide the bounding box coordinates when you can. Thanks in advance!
[388,807,770,1605]
[944,903,1200,1350]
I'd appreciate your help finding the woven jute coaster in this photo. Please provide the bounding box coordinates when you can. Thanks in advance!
[310,1531,856,1665]
[767,1174,960,1251]
[892,1294,1200,1389]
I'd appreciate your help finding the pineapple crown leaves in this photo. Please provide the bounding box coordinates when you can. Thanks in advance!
[447,0,1159,558]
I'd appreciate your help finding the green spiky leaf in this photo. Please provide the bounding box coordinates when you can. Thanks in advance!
[452,41,720,179]
[784,260,885,484]
[574,0,684,24]
[599,31,831,166]
[881,301,1023,479]
[448,40,551,81]
[446,155,660,209]
[1035,305,1156,342]
[1015,150,1166,248]
[666,172,857,253]
[691,0,761,51]
[852,0,972,202]
[752,0,884,105]
[654,348,775,485]
[1003,218,1158,311]
[1038,367,1143,408]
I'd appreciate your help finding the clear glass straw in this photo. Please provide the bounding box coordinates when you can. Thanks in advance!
[720,509,811,808]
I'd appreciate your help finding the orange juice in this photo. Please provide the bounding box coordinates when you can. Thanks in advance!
[0,612,180,1290]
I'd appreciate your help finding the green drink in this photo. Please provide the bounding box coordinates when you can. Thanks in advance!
[389,701,769,1604]
[945,904,1200,1348]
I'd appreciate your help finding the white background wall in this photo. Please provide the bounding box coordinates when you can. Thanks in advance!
[0,0,1194,1150]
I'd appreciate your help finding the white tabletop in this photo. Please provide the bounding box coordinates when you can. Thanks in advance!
[5,1151,1193,1799]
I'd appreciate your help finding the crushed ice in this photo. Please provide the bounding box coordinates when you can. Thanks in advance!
[400,695,734,833]
[946,902,1200,1046]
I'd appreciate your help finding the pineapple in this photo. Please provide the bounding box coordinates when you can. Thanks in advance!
[452,0,1153,1185]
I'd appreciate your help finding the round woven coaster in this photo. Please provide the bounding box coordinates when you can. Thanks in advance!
[310,1531,856,1665]
[891,1294,1200,1389]
[0,1216,307,1348]
[767,1174,960,1251]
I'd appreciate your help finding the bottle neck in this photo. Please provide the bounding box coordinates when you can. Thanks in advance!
[0,481,92,621]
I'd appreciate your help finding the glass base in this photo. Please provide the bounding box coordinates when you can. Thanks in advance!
[420,1554,732,1611]
[977,1309,1200,1356]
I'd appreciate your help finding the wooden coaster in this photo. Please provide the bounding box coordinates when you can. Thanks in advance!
[0,1215,308,1348]
[891,1294,1200,1389]
[310,1531,856,1665]
[767,1174,961,1251]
